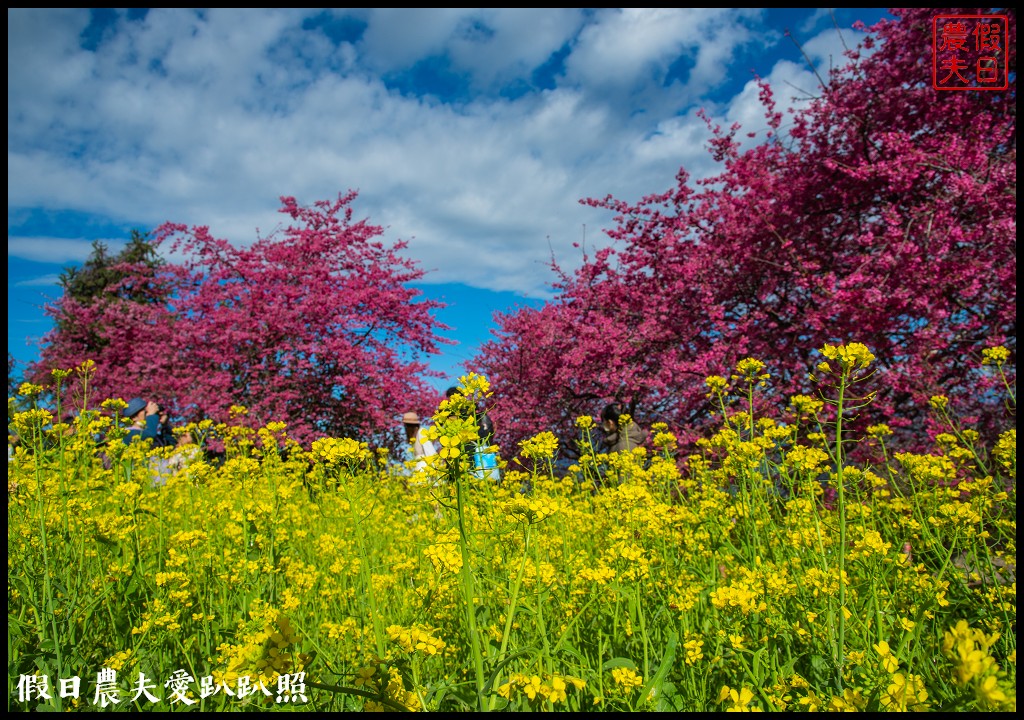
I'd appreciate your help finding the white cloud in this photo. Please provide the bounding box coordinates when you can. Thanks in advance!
[8,236,125,264]
[565,8,763,102]
[802,23,871,77]
[354,8,585,93]
[13,273,62,288]
[8,7,885,303]
[357,8,467,71]
[447,9,583,90]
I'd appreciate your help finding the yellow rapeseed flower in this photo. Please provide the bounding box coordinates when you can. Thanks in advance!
[880,673,929,711]
[975,675,1012,709]
[523,675,543,700]
[684,637,705,665]
[502,496,559,524]
[819,342,875,372]
[519,431,559,461]
[456,371,491,399]
[719,685,760,712]
[733,358,769,386]
[17,382,44,398]
[867,423,892,438]
[929,395,950,411]
[438,434,462,459]
[611,667,643,691]
[548,676,568,704]
[874,640,899,674]
[981,346,1010,367]
[705,375,729,394]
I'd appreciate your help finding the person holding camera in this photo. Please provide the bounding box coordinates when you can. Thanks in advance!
[121,397,161,445]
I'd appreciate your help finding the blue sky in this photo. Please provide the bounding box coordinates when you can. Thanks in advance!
[8,8,893,393]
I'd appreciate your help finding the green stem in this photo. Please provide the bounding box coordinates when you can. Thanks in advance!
[345,483,386,659]
[31,416,64,710]
[834,372,847,693]
[455,469,487,711]
[996,365,1016,407]
[635,582,650,683]
[533,531,553,671]
[487,523,532,711]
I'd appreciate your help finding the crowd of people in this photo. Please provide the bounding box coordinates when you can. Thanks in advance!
[401,389,649,484]
[11,381,650,489]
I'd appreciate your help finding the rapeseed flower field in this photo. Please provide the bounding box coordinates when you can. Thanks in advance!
[8,346,1016,711]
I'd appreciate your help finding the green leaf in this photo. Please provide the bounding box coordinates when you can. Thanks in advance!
[641,631,678,708]
[602,657,638,670]
[752,646,768,684]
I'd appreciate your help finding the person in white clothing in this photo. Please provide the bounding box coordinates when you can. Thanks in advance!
[402,411,436,472]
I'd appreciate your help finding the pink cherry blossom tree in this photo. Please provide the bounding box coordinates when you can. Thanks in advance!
[32,193,450,448]
[475,8,1016,459]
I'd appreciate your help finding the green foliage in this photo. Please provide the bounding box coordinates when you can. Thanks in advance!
[34,230,170,390]
[58,230,164,308]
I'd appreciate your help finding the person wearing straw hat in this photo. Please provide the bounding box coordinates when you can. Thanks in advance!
[402,411,437,472]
